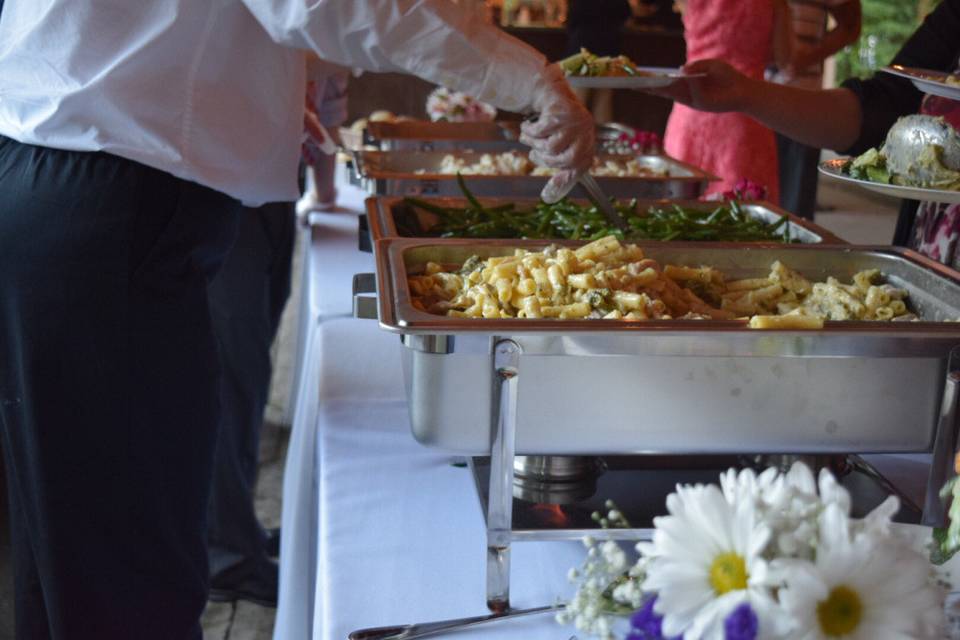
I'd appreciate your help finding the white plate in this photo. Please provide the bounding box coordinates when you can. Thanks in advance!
[566,67,704,90]
[882,65,960,101]
[819,157,960,204]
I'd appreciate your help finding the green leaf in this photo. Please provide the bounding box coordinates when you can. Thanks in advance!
[931,526,960,565]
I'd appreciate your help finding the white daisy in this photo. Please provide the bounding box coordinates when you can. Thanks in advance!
[721,463,856,560]
[640,483,788,639]
[776,502,945,640]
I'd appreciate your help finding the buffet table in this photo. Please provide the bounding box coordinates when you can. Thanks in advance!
[273,178,584,640]
[273,175,937,640]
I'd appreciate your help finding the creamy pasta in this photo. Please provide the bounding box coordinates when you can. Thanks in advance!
[407,236,915,328]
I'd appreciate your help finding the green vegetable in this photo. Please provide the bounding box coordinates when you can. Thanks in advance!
[400,178,798,243]
[932,476,960,565]
[558,48,639,77]
[848,147,892,184]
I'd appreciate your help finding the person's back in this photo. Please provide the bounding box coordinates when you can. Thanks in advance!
[664,0,782,201]
[0,1,596,638]
[0,0,305,205]
[681,0,773,79]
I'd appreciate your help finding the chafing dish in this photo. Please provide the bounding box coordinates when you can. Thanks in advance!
[340,120,522,152]
[355,150,717,200]
[340,120,637,153]
[364,196,846,245]
[367,238,960,456]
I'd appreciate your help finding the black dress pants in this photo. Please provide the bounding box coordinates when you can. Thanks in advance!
[207,203,294,580]
[0,137,241,639]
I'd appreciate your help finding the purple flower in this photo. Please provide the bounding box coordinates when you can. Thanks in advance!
[723,603,758,640]
[627,597,680,640]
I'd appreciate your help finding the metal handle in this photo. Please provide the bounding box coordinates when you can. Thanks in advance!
[347,604,560,640]
[578,173,631,234]
[352,273,378,320]
[924,354,960,526]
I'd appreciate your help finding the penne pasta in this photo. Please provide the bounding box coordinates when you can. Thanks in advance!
[407,236,917,326]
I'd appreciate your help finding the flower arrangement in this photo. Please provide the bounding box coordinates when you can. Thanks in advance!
[425,86,497,123]
[558,462,950,640]
[721,178,769,202]
[605,131,663,156]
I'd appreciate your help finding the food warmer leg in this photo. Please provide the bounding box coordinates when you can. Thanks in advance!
[474,340,960,612]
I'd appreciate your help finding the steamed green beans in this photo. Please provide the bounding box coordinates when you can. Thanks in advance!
[401,196,796,243]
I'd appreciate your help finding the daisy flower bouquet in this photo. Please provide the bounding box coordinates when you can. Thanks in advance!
[558,462,950,640]
[425,87,497,123]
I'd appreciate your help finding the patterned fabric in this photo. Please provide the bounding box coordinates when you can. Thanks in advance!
[911,201,960,267]
[664,0,780,202]
[908,90,960,267]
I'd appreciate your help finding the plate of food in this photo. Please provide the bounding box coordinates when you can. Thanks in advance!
[819,114,960,204]
[560,48,702,89]
[882,65,960,101]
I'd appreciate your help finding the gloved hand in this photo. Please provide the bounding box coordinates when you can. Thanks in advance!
[520,63,595,203]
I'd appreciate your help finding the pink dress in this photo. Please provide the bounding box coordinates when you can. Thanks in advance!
[664,0,780,203]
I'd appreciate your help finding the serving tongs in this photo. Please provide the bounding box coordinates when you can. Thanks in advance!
[579,172,632,235]
[348,604,562,640]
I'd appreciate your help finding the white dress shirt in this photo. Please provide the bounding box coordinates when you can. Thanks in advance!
[0,1,547,205]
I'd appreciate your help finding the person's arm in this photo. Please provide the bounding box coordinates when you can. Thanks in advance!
[240,0,596,201]
[789,1,861,73]
[655,59,862,151]
[242,0,547,113]
[841,0,958,152]
[656,0,960,153]
[771,0,794,71]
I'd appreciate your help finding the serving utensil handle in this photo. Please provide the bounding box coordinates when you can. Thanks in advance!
[346,604,560,640]
[578,173,631,234]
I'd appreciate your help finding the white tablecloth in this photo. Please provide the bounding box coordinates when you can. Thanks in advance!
[274,180,584,640]
[273,177,936,640]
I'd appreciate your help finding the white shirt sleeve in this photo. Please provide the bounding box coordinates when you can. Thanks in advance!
[240,0,549,112]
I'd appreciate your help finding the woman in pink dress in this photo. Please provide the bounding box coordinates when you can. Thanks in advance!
[665,0,792,203]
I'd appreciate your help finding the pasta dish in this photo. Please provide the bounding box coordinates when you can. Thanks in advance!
[407,236,914,329]
[426,151,669,178]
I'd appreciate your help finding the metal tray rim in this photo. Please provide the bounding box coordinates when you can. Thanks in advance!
[355,150,720,183]
[364,196,847,247]
[375,237,960,336]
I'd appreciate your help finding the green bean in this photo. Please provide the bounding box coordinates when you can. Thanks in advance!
[401,189,796,242]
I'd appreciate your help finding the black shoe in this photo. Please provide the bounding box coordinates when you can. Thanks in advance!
[209,559,278,608]
[265,527,280,558]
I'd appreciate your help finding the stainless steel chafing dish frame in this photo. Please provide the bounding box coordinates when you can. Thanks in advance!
[340,119,639,152]
[339,119,523,152]
[376,238,960,337]
[354,149,719,200]
[362,237,960,611]
[364,195,847,246]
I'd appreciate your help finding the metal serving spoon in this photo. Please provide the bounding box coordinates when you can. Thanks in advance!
[579,173,632,235]
[882,114,960,184]
[347,604,563,640]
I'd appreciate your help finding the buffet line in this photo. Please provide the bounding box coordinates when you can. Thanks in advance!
[342,117,960,611]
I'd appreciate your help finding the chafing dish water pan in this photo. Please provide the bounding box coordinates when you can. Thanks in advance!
[355,151,717,199]
[365,197,846,245]
[369,238,960,455]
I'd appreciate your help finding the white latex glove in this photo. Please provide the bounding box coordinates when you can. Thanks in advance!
[520,63,595,203]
